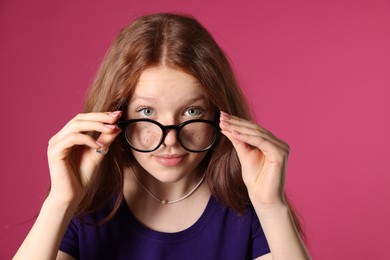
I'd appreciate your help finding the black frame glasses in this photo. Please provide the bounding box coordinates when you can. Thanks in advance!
[118,118,220,153]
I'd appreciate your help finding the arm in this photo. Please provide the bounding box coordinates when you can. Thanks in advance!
[13,112,122,260]
[254,205,308,260]
[13,198,77,260]
[57,251,76,260]
[220,112,310,260]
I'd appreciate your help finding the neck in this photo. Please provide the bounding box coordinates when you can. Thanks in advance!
[128,165,205,205]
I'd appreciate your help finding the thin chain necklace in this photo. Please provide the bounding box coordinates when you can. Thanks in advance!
[132,171,206,205]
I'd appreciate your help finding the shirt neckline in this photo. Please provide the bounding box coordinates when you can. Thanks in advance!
[122,195,218,242]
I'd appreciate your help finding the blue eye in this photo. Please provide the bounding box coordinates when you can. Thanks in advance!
[137,107,155,117]
[185,107,204,117]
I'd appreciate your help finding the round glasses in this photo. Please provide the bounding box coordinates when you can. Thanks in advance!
[118,119,220,153]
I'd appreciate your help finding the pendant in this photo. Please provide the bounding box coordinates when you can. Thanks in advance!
[161,200,168,205]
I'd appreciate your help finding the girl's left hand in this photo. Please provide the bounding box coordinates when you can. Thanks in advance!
[219,112,290,208]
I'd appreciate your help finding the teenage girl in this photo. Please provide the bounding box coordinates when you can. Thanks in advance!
[14,13,310,260]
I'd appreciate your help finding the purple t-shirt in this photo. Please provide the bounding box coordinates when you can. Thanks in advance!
[60,196,270,259]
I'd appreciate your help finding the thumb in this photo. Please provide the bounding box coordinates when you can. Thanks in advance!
[79,128,122,186]
[95,127,122,156]
[221,130,251,160]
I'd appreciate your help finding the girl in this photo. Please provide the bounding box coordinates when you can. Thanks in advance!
[14,13,310,259]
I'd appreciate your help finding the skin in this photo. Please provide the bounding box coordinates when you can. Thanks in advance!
[14,66,310,260]
[122,67,215,233]
[220,113,310,259]
[126,66,212,190]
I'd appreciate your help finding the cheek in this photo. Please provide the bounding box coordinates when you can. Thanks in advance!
[131,151,150,168]
[183,152,209,172]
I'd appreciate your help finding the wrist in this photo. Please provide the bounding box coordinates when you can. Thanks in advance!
[248,192,287,210]
[253,201,290,215]
[43,194,80,215]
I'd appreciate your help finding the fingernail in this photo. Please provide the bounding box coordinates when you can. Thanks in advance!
[95,141,104,147]
[220,112,230,120]
[107,111,122,117]
[105,124,116,129]
[220,111,228,115]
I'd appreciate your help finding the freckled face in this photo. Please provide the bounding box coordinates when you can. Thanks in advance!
[126,66,214,183]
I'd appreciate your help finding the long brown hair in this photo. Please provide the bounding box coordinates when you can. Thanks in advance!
[74,12,305,238]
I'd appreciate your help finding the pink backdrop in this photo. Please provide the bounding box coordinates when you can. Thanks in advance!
[1,0,389,259]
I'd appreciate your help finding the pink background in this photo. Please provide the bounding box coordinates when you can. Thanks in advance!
[1,0,389,259]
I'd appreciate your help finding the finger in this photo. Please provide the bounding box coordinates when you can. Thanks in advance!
[48,133,102,158]
[222,129,288,176]
[220,112,270,137]
[49,123,116,149]
[220,112,275,135]
[94,127,122,156]
[220,111,260,131]
[220,120,288,152]
[219,112,289,150]
[219,113,290,162]
[51,111,123,146]
[61,111,121,133]
[228,130,289,162]
[66,120,120,136]
[71,111,122,124]
[221,129,253,156]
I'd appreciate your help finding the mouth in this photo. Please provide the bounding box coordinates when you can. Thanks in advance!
[153,154,186,167]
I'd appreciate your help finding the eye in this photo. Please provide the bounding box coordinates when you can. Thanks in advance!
[137,107,155,117]
[184,107,204,117]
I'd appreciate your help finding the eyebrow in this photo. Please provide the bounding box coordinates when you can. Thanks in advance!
[131,95,207,104]
[130,96,158,102]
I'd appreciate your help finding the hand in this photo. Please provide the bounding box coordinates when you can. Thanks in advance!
[219,112,290,207]
[47,111,122,205]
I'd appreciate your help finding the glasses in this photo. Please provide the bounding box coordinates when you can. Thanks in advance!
[118,119,220,153]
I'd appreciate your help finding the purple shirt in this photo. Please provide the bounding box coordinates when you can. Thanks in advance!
[60,196,270,259]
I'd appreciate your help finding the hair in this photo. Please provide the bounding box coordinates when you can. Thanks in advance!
[71,12,305,239]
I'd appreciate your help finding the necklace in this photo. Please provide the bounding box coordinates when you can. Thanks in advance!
[132,171,206,205]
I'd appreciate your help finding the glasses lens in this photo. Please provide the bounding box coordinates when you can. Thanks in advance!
[180,122,217,151]
[125,121,163,151]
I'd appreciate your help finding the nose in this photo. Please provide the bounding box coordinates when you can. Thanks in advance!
[162,128,179,147]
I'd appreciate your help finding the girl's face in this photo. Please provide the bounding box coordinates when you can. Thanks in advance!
[126,66,214,183]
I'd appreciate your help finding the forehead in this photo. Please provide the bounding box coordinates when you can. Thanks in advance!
[132,66,205,100]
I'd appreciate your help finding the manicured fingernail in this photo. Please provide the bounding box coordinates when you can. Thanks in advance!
[105,124,116,129]
[221,120,230,126]
[220,112,230,120]
[95,141,104,147]
[107,111,122,117]
[220,111,229,116]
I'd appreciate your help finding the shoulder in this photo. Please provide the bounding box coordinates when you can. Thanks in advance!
[202,197,270,258]
[75,196,124,225]
[207,196,261,236]
[211,196,257,221]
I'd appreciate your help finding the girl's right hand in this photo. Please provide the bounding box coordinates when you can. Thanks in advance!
[47,111,122,206]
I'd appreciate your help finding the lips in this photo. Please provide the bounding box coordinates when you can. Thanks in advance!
[154,154,186,167]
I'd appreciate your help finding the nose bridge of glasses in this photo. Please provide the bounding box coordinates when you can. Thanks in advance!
[161,124,181,144]
[162,124,180,131]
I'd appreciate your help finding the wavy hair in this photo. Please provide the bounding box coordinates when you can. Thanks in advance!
[73,12,304,239]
